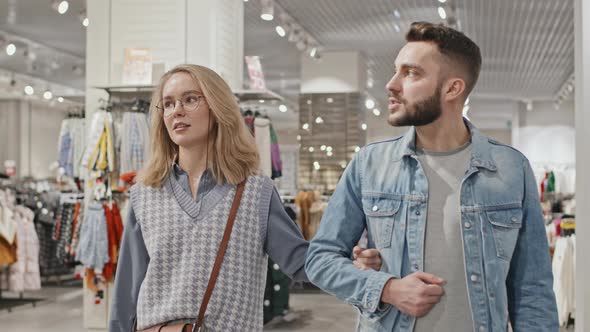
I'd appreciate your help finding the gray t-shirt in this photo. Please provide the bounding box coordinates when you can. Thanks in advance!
[413,142,474,332]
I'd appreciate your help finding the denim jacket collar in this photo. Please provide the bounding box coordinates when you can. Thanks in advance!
[397,118,497,172]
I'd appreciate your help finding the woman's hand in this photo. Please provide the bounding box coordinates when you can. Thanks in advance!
[352,246,382,271]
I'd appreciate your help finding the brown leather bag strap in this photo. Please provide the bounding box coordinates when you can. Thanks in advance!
[194,180,246,331]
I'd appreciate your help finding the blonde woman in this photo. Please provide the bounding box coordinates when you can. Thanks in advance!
[109,64,382,332]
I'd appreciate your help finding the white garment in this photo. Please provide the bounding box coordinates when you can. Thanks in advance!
[552,236,575,326]
[0,207,17,245]
[120,112,150,175]
[254,118,272,177]
[8,206,41,292]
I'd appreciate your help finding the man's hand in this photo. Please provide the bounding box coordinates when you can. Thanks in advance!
[352,246,382,271]
[381,271,445,317]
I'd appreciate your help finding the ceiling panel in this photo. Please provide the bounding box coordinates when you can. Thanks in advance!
[245,0,575,118]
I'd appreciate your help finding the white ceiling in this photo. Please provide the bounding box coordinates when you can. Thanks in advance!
[244,0,575,123]
[0,0,575,125]
[0,0,86,93]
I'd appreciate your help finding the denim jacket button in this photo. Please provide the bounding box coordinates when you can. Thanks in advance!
[372,205,379,212]
[470,275,478,282]
[464,222,471,229]
[511,217,518,222]
[479,326,486,332]
[415,211,421,216]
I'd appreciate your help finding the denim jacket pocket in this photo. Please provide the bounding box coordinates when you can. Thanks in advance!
[362,196,402,248]
[485,207,523,260]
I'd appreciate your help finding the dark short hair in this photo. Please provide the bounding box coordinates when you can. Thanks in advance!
[406,21,482,97]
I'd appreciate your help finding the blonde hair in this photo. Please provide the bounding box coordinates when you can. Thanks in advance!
[138,64,260,187]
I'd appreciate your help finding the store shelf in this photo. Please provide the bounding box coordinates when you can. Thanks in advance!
[92,85,156,100]
[233,89,284,101]
[93,85,156,93]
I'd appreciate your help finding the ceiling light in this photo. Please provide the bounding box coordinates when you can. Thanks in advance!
[326,146,333,152]
[302,123,310,130]
[259,99,265,103]
[57,97,64,103]
[244,0,248,2]
[310,47,318,58]
[276,26,286,37]
[526,101,533,111]
[394,24,401,33]
[307,99,312,105]
[340,161,347,169]
[83,18,89,27]
[365,98,375,109]
[373,109,381,116]
[361,123,367,131]
[6,43,16,56]
[367,78,374,88]
[309,147,315,153]
[438,7,447,19]
[326,97,333,103]
[296,135,301,141]
[279,104,287,112]
[438,0,447,3]
[313,161,320,170]
[43,90,53,100]
[57,1,69,14]
[354,146,361,153]
[321,145,326,151]
[394,10,401,18]
[315,116,324,124]
[24,85,34,95]
[260,0,274,21]
[327,151,333,157]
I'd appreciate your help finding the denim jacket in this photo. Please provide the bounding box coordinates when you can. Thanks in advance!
[305,121,558,332]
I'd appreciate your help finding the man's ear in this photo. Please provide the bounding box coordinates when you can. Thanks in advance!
[443,77,466,103]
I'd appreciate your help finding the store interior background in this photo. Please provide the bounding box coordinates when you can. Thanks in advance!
[0,0,587,331]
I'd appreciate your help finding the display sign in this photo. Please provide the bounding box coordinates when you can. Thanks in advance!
[122,48,153,85]
[245,56,267,90]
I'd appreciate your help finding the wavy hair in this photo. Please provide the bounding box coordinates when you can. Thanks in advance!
[138,64,260,187]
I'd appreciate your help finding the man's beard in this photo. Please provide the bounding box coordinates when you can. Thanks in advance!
[388,85,443,127]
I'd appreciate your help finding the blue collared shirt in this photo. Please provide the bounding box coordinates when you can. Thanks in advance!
[305,120,558,332]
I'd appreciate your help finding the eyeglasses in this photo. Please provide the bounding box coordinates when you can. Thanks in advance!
[156,94,204,117]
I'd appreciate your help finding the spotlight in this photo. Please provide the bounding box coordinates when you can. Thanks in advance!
[260,0,274,21]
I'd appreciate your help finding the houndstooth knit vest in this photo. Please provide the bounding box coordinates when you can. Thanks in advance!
[131,173,271,331]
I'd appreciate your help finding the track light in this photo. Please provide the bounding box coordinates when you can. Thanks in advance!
[276,25,286,37]
[52,1,69,14]
[80,9,89,27]
[24,85,34,95]
[438,7,447,19]
[6,43,16,56]
[260,0,274,21]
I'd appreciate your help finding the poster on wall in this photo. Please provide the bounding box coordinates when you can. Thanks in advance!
[244,56,266,90]
[122,48,153,85]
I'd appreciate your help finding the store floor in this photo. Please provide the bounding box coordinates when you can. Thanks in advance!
[0,285,575,332]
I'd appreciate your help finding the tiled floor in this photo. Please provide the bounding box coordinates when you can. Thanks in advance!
[0,286,576,331]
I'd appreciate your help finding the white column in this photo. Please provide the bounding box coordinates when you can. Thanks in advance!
[301,51,366,93]
[86,0,244,115]
[574,0,590,331]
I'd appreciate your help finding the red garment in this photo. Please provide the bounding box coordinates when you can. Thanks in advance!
[102,204,117,281]
[111,202,124,246]
[66,203,81,254]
